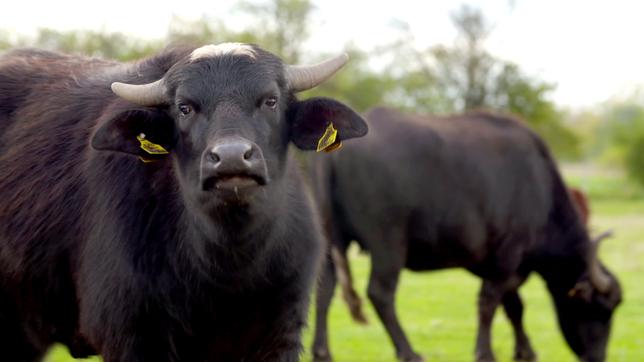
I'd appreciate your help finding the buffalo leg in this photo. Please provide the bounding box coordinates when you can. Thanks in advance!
[502,291,537,361]
[332,245,368,324]
[312,251,337,362]
[367,249,422,362]
[475,280,506,362]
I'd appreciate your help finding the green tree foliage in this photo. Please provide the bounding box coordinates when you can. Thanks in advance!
[443,5,493,111]
[387,66,454,114]
[19,28,160,61]
[304,48,397,113]
[387,5,579,158]
[236,0,314,63]
[626,133,644,187]
[600,100,644,186]
[166,0,313,64]
[167,16,260,47]
[492,63,579,158]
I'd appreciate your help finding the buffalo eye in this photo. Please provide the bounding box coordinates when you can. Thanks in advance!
[263,96,278,110]
[178,104,192,115]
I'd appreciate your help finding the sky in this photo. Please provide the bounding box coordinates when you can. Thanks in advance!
[1,0,642,109]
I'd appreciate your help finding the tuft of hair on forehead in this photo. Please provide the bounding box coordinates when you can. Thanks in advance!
[189,43,258,62]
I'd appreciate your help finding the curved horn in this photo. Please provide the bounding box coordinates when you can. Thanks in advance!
[588,230,613,293]
[285,53,349,92]
[111,79,167,106]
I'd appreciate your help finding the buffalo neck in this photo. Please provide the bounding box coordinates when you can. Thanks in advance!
[179,162,294,272]
[529,164,592,293]
[534,219,591,295]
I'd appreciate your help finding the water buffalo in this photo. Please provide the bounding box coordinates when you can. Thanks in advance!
[310,107,621,362]
[0,43,366,361]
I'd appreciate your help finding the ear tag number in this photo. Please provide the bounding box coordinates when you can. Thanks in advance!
[137,133,169,155]
[317,123,340,152]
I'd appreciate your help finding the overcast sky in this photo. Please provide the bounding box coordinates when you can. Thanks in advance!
[1,0,642,109]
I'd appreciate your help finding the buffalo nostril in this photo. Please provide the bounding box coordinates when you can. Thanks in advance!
[208,151,220,164]
[243,148,253,161]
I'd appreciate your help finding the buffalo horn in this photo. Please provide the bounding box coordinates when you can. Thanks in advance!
[111,79,167,106]
[285,53,349,92]
[588,230,613,293]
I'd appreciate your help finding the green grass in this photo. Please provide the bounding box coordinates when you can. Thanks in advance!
[44,170,644,362]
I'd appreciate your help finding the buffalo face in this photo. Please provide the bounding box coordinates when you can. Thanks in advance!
[91,43,367,213]
[554,266,622,362]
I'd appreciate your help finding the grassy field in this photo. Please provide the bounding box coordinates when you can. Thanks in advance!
[44,171,643,362]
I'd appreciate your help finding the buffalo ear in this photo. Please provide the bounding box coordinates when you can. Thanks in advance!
[91,109,174,156]
[288,97,367,151]
[568,281,594,303]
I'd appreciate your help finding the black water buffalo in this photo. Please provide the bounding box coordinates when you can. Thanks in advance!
[0,43,367,361]
[310,107,621,362]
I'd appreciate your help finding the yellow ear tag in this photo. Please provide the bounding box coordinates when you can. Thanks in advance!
[137,134,169,155]
[316,123,338,152]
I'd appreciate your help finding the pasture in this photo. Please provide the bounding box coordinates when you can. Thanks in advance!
[44,170,643,362]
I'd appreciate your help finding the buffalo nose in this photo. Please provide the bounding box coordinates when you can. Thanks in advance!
[208,141,255,169]
[201,138,268,191]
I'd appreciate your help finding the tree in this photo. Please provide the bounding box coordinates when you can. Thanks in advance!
[385,5,579,158]
[304,47,397,113]
[491,63,579,158]
[626,133,644,188]
[235,0,315,63]
[23,28,160,61]
[600,100,644,186]
[167,16,260,47]
[447,4,493,110]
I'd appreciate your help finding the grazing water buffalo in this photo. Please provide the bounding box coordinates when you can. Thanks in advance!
[0,43,367,361]
[310,107,621,362]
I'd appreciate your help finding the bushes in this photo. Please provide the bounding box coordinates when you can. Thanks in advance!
[625,133,644,187]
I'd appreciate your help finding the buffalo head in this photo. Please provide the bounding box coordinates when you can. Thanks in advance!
[91,43,367,214]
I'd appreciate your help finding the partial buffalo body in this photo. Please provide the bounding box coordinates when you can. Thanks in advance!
[0,44,366,361]
[310,108,621,362]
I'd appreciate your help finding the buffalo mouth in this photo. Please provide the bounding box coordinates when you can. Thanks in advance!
[201,173,267,192]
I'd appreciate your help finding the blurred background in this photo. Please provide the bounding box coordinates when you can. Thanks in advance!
[2,0,642,361]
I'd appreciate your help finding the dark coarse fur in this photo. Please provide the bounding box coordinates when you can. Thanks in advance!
[310,107,621,362]
[0,45,367,362]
